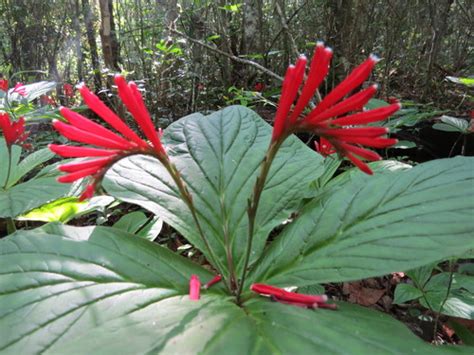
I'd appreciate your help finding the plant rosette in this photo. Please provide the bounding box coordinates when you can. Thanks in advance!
[1,44,473,353]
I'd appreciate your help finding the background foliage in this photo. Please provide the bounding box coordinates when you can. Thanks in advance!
[0,0,472,118]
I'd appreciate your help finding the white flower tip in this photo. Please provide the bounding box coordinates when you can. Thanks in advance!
[321,295,328,302]
[298,54,307,61]
[369,54,381,63]
[77,82,86,89]
[396,102,402,109]
[325,47,333,54]
[316,41,325,47]
[372,84,379,90]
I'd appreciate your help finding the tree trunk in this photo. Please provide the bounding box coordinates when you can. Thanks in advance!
[99,0,121,72]
[73,0,84,82]
[82,0,102,89]
[241,0,259,55]
[424,0,454,97]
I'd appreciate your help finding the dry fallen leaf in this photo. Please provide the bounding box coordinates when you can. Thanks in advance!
[343,281,386,306]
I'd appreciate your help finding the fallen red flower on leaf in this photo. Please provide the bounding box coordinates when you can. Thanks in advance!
[203,274,222,289]
[189,275,201,301]
[251,283,337,310]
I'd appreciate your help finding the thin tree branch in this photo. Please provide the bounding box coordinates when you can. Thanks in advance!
[169,28,283,82]
[275,2,299,58]
[264,0,309,59]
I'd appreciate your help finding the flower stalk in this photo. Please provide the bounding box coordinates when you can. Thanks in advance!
[251,283,336,309]
[159,156,229,287]
[237,138,284,302]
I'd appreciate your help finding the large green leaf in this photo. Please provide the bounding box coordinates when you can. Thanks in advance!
[0,139,21,187]
[0,176,72,218]
[0,226,468,353]
[432,115,470,134]
[393,283,424,304]
[0,224,215,354]
[55,299,468,354]
[17,196,115,222]
[0,139,69,218]
[113,211,163,241]
[326,159,412,188]
[104,106,324,273]
[250,157,474,287]
[5,147,55,188]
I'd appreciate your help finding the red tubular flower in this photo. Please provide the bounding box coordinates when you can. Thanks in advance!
[203,274,222,289]
[0,79,8,92]
[271,43,401,174]
[189,275,201,301]
[80,183,97,201]
[50,75,167,200]
[12,83,27,97]
[251,283,336,310]
[0,113,28,147]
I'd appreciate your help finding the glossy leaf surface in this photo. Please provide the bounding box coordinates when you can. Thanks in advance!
[250,157,474,288]
[104,105,324,273]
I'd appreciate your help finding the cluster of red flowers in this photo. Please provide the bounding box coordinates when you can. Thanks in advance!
[254,82,265,92]
[63,83,74,98]
[49,75,167,200]
[0,79,7,92]
[272,42,400,174]
[0,79,27,97]
[12,83,27,97]
[0,113,28,147]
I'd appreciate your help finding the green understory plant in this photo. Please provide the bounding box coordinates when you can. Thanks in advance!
[0,136,72,233]
[394,261,474,321]
[1,45,473,353]
[0,77,59,122]
[432,115,473,156]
